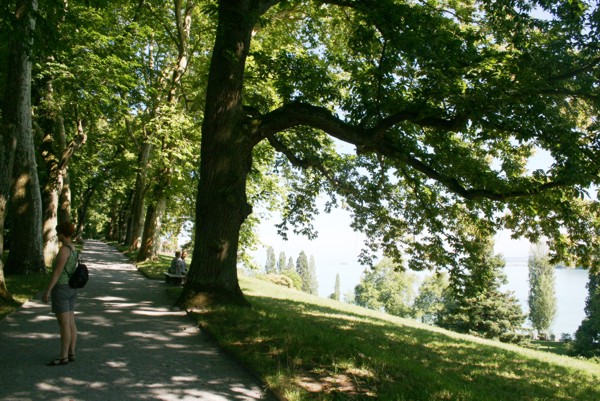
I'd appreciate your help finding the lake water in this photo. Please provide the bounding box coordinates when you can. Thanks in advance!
[501,257,589,337]
[318,256,590,337]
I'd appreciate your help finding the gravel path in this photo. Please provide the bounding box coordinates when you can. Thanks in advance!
[0,240,278,401]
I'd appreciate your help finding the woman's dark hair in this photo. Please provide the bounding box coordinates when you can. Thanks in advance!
[56,222,76,237]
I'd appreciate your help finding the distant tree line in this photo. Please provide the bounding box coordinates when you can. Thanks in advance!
[263,246,318,296]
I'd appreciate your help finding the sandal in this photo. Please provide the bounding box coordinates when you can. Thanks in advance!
[47,358,69,366]
[68,354,76,362]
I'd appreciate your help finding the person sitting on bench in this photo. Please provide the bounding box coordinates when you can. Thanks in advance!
[168,251,187,275]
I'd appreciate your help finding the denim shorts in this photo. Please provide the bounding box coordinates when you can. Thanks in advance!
[51,284,77,314]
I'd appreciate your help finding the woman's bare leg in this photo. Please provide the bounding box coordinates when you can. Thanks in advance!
[56,312,72,359]
[68,311,77,357]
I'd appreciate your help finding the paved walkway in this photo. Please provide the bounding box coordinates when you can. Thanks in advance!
[0,240,278,401]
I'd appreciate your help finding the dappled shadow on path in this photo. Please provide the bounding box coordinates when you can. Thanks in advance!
[0,240,275,401]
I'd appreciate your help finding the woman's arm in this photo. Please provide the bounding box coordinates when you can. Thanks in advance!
[42,247,69,303]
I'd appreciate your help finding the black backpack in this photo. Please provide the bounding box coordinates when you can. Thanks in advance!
[66,247,89,289]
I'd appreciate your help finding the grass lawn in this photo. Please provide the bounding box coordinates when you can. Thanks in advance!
[529,340,571,356]
[0,272,49,320]
[136,253,172,279]
[185,276,599,401]
[111,243,187,281]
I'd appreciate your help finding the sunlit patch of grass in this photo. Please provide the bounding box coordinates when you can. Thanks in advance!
[115,245,186,282]
[190,274,600,401]
[1,272,49,320]
[528,340,570,355]
[136,254,172,280]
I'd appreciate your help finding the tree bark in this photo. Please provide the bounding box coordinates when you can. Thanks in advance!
[41,114,85,264]
[75,184,95,240]
[105,195,121,241]
[4,0,44,275]
[137,190,167,262]
[0,0,23,297]
[137,169,170,262]
[58,152,72,223]
[41,163,61,267]
[39,82,64,266]
[125,141,151,249]
[120,189,134,243]
[178,0,274,307]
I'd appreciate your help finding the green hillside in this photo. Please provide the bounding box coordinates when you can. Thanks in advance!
[192,275,600,401]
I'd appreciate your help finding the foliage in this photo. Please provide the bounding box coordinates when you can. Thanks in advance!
[277,251,286,273]
[264,246,277,273]
[295,250,309,281]
[3,0,600,311]
[280,266,302,290]
[255,273,294,288]
[329,272,340,300]
[191,274,600,401]
[573,272,600,357]
[306,255,318,295]
[437,241,526,342]
[412,272,449,324]
[354,258,417,318]
[294,250,318,294]
[26,0,209,258]
[248,0,600,277]
[528,243,558,336]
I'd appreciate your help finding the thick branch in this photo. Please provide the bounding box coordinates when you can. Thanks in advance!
[58,118,87,171]
[267,134,361,197]
[258,102,574,201]
[548,56,600,82]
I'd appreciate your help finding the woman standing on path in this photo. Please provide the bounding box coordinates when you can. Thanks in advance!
[42,222,79,366]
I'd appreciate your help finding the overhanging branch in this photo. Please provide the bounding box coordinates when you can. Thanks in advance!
[266,134,361,197]
[258,102,578,201]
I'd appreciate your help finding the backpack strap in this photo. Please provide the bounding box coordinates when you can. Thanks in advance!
[64,245,78,277]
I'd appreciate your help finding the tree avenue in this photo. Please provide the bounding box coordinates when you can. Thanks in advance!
[180,0,600,308]
[1,0,599,327]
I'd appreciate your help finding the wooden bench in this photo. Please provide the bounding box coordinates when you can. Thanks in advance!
[164,273,186,285]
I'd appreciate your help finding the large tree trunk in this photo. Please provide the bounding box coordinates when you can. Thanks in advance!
[58,160,72,223]
[105,196,120,241]
[125,141,152,249]
[39,82,65,266]
[41,114,84,264]
[8,143,46,274]
[4,0,44,275]
[137,162,172,262]
[178,1,272,308]
[137,190,167,262]
[41,168,61,267]
[0,0,29,298]
[119,190,134,243]
[75,183,96,240]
